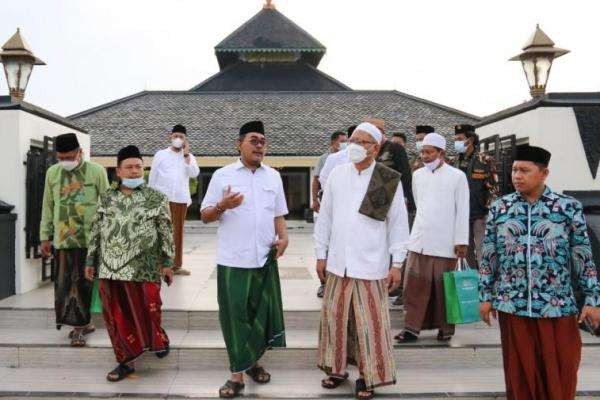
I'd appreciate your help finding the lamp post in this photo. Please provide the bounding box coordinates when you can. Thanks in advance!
[0,28,45,102]
[509,25,569,99]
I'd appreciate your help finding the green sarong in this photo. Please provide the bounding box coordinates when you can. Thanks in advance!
[217,249,286,372]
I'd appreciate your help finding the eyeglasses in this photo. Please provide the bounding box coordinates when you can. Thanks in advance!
[349,138,377,148]
[246,138,267,147]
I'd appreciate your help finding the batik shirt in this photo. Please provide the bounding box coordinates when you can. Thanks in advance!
[40,161,109,249]
[480,187,600,318]
[86,183,175,282]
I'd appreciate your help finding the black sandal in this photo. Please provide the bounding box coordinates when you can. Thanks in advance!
[70,331,86,347]
[156,344,170,358]
[219,380,245,398]
[68,325,96,339]
[355,378,375,400]
[245,364,271,384]
[437,332,452,342]
[394,330,418,343]
[321,373,349,389]
[106,364,135,382]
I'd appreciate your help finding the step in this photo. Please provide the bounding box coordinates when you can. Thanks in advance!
[0,308,406,330]
[0,366,599,399]
[2,327,599,371]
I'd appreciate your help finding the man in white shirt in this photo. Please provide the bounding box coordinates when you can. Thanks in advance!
[149,124,200,275]
[396,132,469,343]
[200,120,289,399]
[315,122,409,399]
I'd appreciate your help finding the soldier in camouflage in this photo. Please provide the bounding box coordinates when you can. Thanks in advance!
[449,124,499,269]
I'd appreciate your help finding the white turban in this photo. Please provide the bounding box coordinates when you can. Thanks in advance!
[422,132,446,150]
[354,122,382,143]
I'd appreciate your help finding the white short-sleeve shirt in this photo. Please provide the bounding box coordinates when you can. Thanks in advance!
[200,160,289,268]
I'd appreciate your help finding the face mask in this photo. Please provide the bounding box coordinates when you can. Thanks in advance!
[338,142,348,151]
[172,138,184,149]
[425,158,441,172]
[347,143,368,163]
[121,177,145,189]
[416,141,423,151]
[454,141,466,154]
[59,160,79,171]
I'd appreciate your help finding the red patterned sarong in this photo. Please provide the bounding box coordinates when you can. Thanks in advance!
[99,279,169,364]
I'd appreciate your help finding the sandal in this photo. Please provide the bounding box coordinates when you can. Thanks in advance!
[437,332,453,342]
[68,325,96,339]
[321,372,349,389]
[70,331,86,347]
[156,344,170,359]
[394,330,418,343]
[245,364,271,384]
[106,364,135,382]
[355,378,375,400]
[219,380,245,398]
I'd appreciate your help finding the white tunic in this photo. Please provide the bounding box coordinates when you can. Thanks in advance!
[318,149,349,189]
[408,163,470,258]
[148,148,200,205]
[314,162,409,280]
[201,160,288,269]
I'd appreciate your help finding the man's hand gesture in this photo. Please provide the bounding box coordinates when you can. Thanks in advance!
[220,186,244,210]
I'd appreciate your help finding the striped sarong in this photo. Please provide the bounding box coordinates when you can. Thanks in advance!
[318,273,396,390]
[217,249,286,373]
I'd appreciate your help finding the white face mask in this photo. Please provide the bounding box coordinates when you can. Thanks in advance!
[347,143,368,163]
[338,142,348,151]
[424,158,441,172]
[59,160,79,171]
[416,141,424,151]
[172,138,184,149]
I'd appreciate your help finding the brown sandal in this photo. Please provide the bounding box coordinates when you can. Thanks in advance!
[219,380,245,398]
[68,325,95,339]
[70,331,86,347]
[245,365,271,384]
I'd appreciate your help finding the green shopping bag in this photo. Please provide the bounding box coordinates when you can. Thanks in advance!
[90,280,103,314]
[443,259,481,324]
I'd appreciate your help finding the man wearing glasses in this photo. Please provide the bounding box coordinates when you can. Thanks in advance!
[200,120,289,399]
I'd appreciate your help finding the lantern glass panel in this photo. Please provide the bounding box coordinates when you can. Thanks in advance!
[535,56,552,89]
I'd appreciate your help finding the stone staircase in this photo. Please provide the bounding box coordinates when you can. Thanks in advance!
[1,306,600,399]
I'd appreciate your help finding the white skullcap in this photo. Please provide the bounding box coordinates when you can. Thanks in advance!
[422,132,446,150]
[354,122,382,143]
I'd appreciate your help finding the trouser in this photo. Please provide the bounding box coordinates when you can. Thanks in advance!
[466,217,486,269]
[169,202,187,269]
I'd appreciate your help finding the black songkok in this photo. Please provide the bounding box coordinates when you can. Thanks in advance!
[454,124,475,134]
[172,124,187,135]
[515,146,551,166]
[416,125,435,134]
[239,120,265,137]
[347,125,357,136]
[55,133,80,153]
[117,145,143,164]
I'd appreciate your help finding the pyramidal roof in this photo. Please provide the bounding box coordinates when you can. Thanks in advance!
[523,24,555,50]
[215,5,326,54]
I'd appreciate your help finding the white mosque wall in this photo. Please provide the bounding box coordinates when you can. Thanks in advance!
[0,109,89,294]
[476,106,600,193]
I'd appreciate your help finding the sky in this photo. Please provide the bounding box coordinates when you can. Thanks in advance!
[1,0,599,118]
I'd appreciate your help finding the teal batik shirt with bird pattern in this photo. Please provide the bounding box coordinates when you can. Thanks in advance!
[86,183,174,282]
[480,186,600,318]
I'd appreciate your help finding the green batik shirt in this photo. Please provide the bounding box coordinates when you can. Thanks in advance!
[40,161,109,249]
[86,183,175,282]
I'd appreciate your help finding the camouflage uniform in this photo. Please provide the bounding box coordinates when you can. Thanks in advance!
[450,151,499,269]
[409,153,424,172]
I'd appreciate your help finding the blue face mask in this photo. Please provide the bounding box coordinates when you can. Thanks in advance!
[121,177,145,189]
[454,140,466,154]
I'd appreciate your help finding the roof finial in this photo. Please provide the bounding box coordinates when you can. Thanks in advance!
[263,0,275,10]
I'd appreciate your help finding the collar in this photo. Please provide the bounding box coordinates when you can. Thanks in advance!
[235,158,263,171]
[515,186,557,203]
[352,160,376,175]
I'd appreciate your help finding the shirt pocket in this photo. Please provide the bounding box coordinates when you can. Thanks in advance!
[261,186,277,211]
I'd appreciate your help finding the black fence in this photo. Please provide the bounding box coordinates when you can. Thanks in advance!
[24,136,56,281]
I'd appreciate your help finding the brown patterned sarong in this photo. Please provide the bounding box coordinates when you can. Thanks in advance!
[402,251,456,336]
[54,248,92,328]
[498,312,581,400]
[318,273,396,390]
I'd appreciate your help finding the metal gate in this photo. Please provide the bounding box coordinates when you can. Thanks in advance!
[25,136,56,281]
[480,134,517,196]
